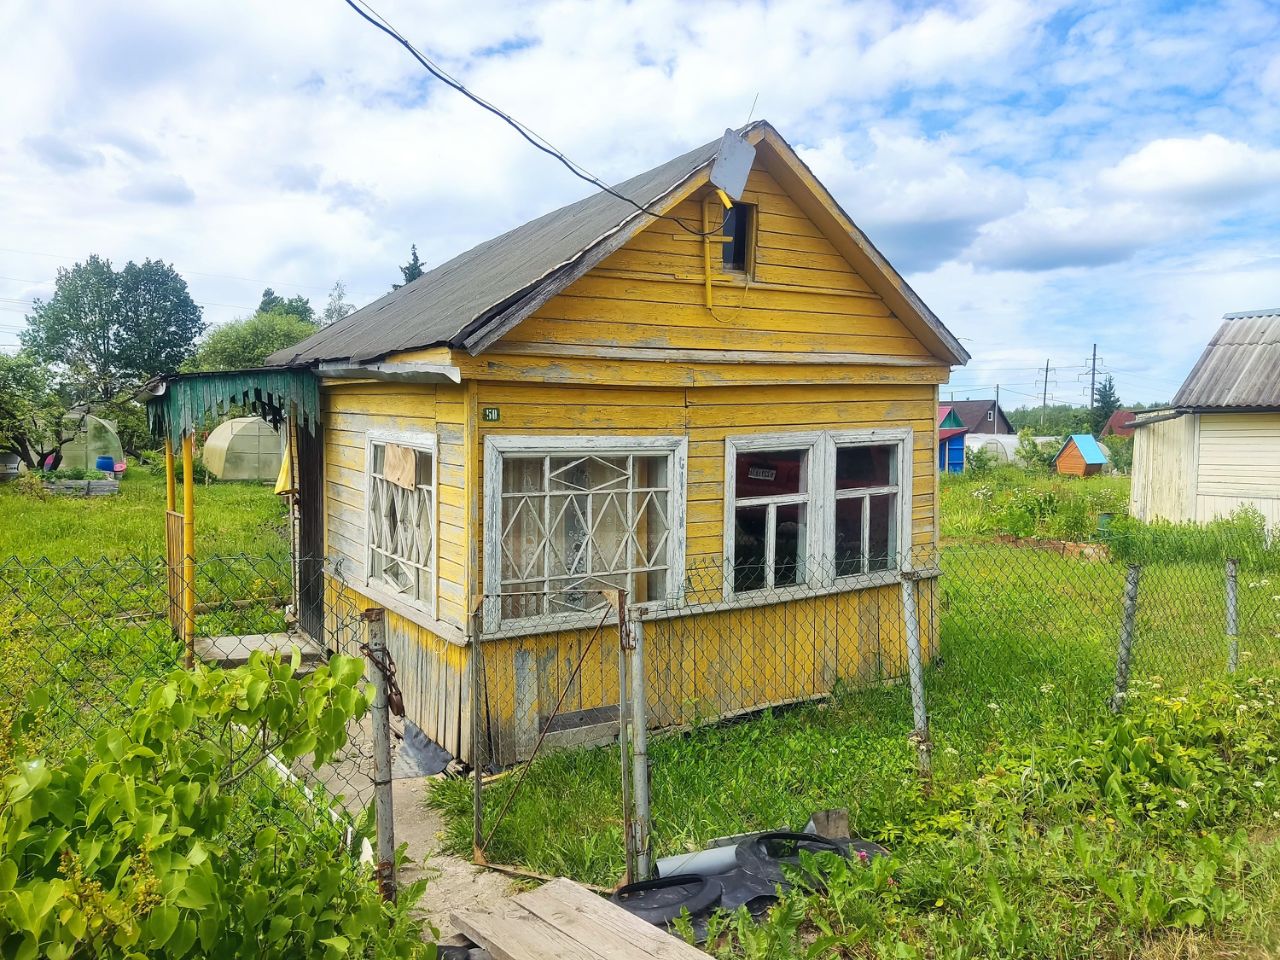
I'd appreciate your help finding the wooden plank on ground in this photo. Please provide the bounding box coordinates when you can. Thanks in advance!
[516,879,709,960]
[451,901,604,960]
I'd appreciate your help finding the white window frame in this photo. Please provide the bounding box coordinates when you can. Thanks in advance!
[364,430,438,617]
[987,409,994,422]
[724,428,913,599]
[826,429,914,582]
[722,432,823,595]
[483,435,689,634]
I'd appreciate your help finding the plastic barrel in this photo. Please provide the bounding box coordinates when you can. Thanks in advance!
[95,455,116,473]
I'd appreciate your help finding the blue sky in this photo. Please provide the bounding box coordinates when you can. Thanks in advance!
[2,0,1278,409]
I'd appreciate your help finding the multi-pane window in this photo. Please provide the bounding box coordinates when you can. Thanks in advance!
[731,447,812,591]
[833,444,898,575]
[489,440,685,625]
[727,431,909,596]
[367,437,435,611]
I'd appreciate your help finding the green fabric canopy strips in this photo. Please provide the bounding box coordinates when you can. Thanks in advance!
[146,368,321,446]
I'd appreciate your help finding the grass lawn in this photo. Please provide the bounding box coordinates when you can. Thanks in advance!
[940,466,1130,542]
[0,468,288,562]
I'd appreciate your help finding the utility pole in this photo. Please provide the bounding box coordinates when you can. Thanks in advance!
[1089,343,1098,423]
[994,384,1000,432]
[1041,359,1050,429]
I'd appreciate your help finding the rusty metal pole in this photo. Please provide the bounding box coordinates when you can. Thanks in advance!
[363,608,396,901]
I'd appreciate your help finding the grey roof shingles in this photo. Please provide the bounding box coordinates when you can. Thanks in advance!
[266,132,732,367]
[1172,309,1280,410]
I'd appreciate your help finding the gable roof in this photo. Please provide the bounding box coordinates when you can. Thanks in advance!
[1172,309,1280,410]
[1102,409,1136,436]
[948,399,1010,433]
[1056,434,1108,466]
[938,405,964,429]
[267,121,968,369]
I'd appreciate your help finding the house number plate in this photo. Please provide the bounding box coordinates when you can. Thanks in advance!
[482,407,501,422]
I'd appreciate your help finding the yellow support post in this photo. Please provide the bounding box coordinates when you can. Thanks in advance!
[181,432,196,669]
[164,437,176,513]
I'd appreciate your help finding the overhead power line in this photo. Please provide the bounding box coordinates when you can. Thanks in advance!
[342,0,729,238]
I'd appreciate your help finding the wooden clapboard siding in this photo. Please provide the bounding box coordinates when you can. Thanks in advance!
[317,152,955,764]
[1194,413,1280,528]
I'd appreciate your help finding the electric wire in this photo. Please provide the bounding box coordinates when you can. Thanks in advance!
[342,0,730,237]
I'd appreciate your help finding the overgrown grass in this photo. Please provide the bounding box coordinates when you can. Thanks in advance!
[940,466,1130,541]
[0,468,287,561]
[686,673,1280,958]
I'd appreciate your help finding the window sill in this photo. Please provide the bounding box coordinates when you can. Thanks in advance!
[477,565,942,638]
[355,580,466,646]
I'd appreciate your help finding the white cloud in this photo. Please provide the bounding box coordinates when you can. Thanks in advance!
[1099,134,1280,205]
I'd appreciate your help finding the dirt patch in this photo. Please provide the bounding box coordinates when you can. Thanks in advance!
[393,777,514,942]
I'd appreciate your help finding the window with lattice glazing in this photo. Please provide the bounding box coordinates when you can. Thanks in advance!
[495,449,678,623]
[366,437,435,612]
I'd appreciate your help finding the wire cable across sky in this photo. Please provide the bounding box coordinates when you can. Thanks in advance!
[342,0,730,237]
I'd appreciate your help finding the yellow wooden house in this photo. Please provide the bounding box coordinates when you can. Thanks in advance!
[149,121,968,764]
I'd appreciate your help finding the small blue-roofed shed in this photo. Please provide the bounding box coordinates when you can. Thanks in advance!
[1054,434,1109,477]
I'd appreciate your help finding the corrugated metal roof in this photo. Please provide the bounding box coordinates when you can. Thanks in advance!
[268,130,740,367]
[1172,310,1280,409]
[1057,434,1108,466]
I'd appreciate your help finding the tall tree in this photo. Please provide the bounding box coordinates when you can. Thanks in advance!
[0,352,75,468]
[321,281,355,326]
[1091,375,1121,435]
[256,287,314,323]
[22,256,204,399]
[392,245,424,290]
[183,310,319,372]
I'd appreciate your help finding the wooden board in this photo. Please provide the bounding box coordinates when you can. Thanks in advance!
[452,878,708,960]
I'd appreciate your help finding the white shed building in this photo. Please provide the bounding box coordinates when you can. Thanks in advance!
[1131,309,1280,528]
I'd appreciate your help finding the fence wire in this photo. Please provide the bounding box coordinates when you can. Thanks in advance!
[463,525,1280,881]
[0,552,386,857]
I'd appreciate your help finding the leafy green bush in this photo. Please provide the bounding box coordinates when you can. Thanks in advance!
[0,653,434,959]
[962,445,997,475]
[43,467,108,481]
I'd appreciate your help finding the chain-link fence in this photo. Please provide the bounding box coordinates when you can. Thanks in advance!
[0,552,402,891]
[462,525,1280,882]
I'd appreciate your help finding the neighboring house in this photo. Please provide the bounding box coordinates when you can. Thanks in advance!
[948,399,1014,435]
[1131,308,1280,529]
[1102,409,1136,438]
[938,405,966,473]
[1054,434,1109,476]
[145,121,969,763]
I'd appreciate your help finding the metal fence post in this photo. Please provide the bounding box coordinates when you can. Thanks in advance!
[468,603,485,865]
[902,574,932,783]
[1110,564,1141,713]
[628,616,652,880]
[1226,557,1239,673]
[617,593,636,886]
[362,608,396,901]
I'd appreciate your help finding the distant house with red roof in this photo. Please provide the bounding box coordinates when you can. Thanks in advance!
[1102,409,1136,437]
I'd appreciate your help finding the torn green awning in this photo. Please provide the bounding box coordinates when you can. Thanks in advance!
[145,368,320,446]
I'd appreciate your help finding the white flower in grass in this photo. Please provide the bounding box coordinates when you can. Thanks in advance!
[1176,799,1190,809]
[1039,683,1055,694]
[1268,756,1278,764]
[988,702,1001,712]
[944,746,959,757]
[1255,781,1266,789]
[1273,810,1280,820]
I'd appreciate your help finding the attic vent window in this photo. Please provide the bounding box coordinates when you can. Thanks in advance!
[987,410,994,422]
[721,203,755,273]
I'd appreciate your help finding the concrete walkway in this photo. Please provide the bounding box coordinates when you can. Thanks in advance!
[392,778,515,941]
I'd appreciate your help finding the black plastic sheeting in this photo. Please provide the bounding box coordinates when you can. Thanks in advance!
[611,830,889,943]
